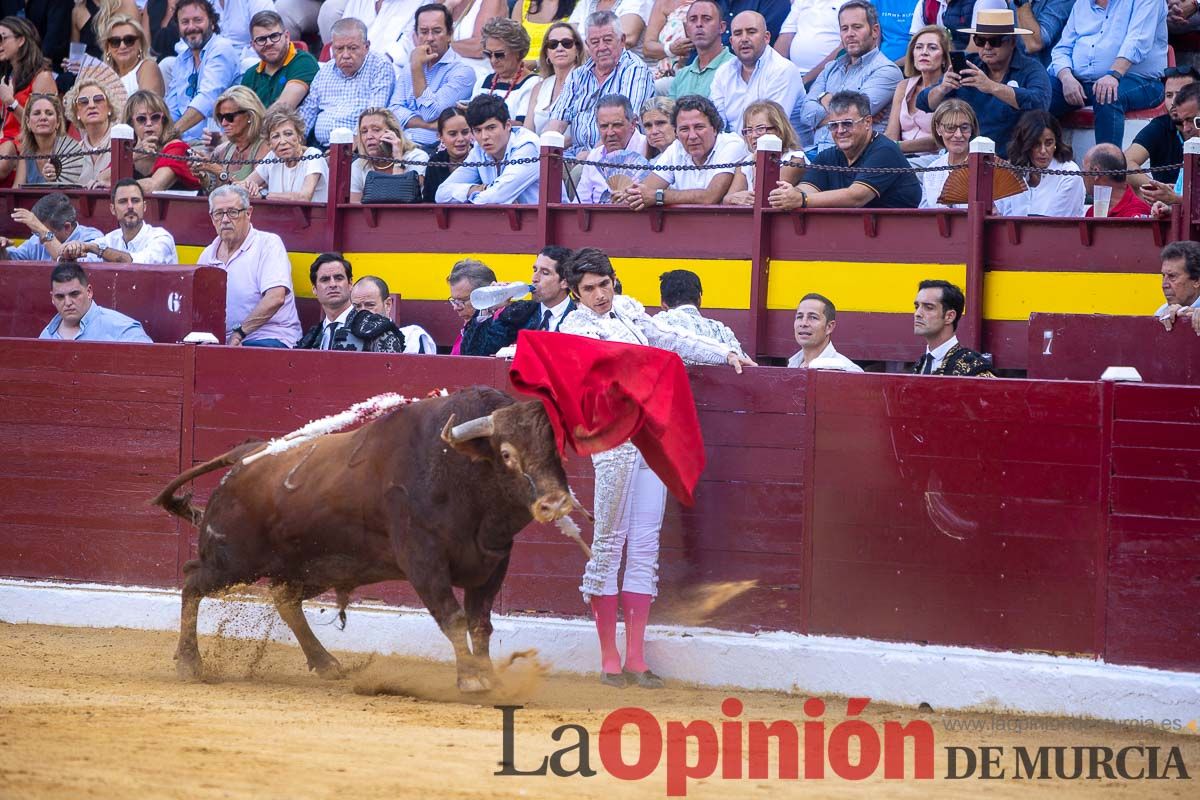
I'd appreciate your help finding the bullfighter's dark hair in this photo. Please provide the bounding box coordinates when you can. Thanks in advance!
[564,247,616,292]
[799,292,836,322]
[538,245,573,280]
[51,261,88,287]
[918,279,965,330]
[309,252,352,285]
[659,269,702,308]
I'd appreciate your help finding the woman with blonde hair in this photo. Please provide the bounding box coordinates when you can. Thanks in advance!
[125,88,201,192]
[66,79,118,188]
[193,86,269,192]
[14,93,83,187]
[919,99,1030,216]
[885,24,948,162]
[72,0,140,59]
[723,100,805,205]
[640,96,675,160]
[523,20,583,133]
[101,14,165,97]
[350,106,429,203]
[242,107,328,202]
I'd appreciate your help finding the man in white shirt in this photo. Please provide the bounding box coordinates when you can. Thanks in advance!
[622,95,749,209]
[709,10,802,132]
[436,94,541,204]
[59,180,179,265]
[340,0,423,53]
[787,292,862,371]
[911,279,993,377]
[574,94,647,204]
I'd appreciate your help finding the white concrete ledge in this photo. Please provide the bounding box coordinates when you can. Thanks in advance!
[1,578,1195,724]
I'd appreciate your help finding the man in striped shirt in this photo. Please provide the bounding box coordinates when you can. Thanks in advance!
[545,10,654,157]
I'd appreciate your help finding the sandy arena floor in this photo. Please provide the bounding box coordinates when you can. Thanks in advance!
[0,623,1196,799]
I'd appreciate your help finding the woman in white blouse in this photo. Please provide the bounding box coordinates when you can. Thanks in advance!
[523,21,584,134]
[1007,110,1084,217]
[919,99,1030,216]
[242,107,328,202]
[723,100,805,205]
[558,247,753,689]
[473,18,540,125]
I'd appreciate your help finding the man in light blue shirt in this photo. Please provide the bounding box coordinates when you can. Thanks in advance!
[0,193,102,262]
[1049,0,1167,146]
[436,94,541,204]
[165,0,242,143]
[298,17,396,145]
[389,3,475,149]
[39,263,153,344]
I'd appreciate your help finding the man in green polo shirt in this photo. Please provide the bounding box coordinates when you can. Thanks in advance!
[240,9,319,110]
[669,0,733,99]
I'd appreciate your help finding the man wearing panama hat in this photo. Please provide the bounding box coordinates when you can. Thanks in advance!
[916,7,1050,157]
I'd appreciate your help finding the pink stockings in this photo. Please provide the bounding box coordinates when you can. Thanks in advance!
[590,592,653,674]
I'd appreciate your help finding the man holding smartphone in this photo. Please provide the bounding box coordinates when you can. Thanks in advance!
[916,8,1050,157]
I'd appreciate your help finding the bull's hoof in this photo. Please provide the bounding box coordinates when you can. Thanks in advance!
[623,668,665,689]
[309,655,344,680]
[457,672,494,693]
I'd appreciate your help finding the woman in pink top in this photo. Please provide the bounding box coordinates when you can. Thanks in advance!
[886,25,948,162]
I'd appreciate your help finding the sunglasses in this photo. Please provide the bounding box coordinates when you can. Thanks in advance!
[252,30,285,47]
[972,35,1008,48]
[741,124,777,137]
[217,109,249,124]
[134,112,164,125]
[481,49,508,61]
[1165,65,1200,81]
[107,34,139,48]
[546,37,576,51]
[186,71,199,98]
[75,94,106,107]
[825,116,866,132]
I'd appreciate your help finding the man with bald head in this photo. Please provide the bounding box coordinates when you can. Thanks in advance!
[1082,143,1151,219]
[709,10,802,132]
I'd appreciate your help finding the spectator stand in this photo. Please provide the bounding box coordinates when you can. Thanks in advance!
[1059,47,1177,155]
[0,129,1192,372]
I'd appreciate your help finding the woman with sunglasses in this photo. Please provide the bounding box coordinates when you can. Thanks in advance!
[723,100,804,205]
[639,96,675,159]
[510,0,576,68]
[102,15,165,98]
[125,89,201,193]
[14,93,84,187]
[1007,109,1083,217]
[522,21,582,134]
[0,17,57,183]
[351,106,428,203]
[423,107,474,202]
[66,79,118,189]
[472,18,538,125]
[71,0,140,60]
[885,24,947,164]
[192,86,268,192]
[242,107,328,202]
[919,99,1029,215]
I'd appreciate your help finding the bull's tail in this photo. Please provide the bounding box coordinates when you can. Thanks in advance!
[150,442,265,526]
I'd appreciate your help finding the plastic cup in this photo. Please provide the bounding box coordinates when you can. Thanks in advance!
[68,42,86,73]
[1092,185,1112,218]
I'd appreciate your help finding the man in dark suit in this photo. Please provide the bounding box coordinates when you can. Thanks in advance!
[911,279,993,377]
[467,245,578,355]
[295,253,405,353]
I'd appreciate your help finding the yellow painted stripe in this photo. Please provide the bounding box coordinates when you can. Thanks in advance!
[982,271,1163,321]
[768,261,966,312]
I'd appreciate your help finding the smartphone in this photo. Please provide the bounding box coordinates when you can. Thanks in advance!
[950,50,968,74]
[379,138,393,158]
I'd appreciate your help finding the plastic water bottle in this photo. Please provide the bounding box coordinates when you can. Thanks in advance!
[469,281,531,310]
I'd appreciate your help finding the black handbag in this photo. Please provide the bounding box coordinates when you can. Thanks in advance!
[361,169,422,204]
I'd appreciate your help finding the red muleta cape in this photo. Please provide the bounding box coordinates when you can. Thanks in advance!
[508,330,706,506]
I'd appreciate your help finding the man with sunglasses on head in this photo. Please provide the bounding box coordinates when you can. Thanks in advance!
[1125,66,1200,192]
[165,0,242,144]
[197,184,302,348]
[770,90,920,209]
[240,9,319,110]
[917,7,1050,158]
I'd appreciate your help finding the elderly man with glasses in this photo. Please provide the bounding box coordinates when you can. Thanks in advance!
[197,184,302,348]
[917,8,1050,158]
[770,90,920,209]
[240,9,320,110]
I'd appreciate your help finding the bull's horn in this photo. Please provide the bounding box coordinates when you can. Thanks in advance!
[441,413,495,444]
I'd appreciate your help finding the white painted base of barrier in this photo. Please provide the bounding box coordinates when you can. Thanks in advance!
[1,578,1194,725]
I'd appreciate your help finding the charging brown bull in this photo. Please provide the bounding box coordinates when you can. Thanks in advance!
[152,387,573,692]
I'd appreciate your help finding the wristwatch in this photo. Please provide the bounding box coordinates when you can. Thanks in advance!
[258,188,269,199]
[654,188,665,207]
[232,324,247,339]
[38,230,54,243]
[218,171,229,182]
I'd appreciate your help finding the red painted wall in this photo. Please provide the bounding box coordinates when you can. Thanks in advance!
[1,339,1196,673]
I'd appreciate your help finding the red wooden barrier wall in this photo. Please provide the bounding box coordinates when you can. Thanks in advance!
[1027,313,1200,384]
[0,339,1196,673]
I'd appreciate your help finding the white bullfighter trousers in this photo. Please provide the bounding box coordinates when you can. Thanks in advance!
[580,441,668,600]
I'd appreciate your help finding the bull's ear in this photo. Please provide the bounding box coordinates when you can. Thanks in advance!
[440,414,496,462]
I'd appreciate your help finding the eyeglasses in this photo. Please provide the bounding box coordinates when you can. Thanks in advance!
[447,297,468,308]
[937,123,973,136]
[75,94,106,107]
[481,49,508,61]
[107,34,140,48]
[186,72,199,98]
[546,37,576,51]
[252,30,285,47]
[217,109,249,124]
[972,35,1008,48]
[210,207,247,221]
[1165,65,1200,80]
[825,116,867,132]
[741,124,778,137]
[133,112,164,125]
